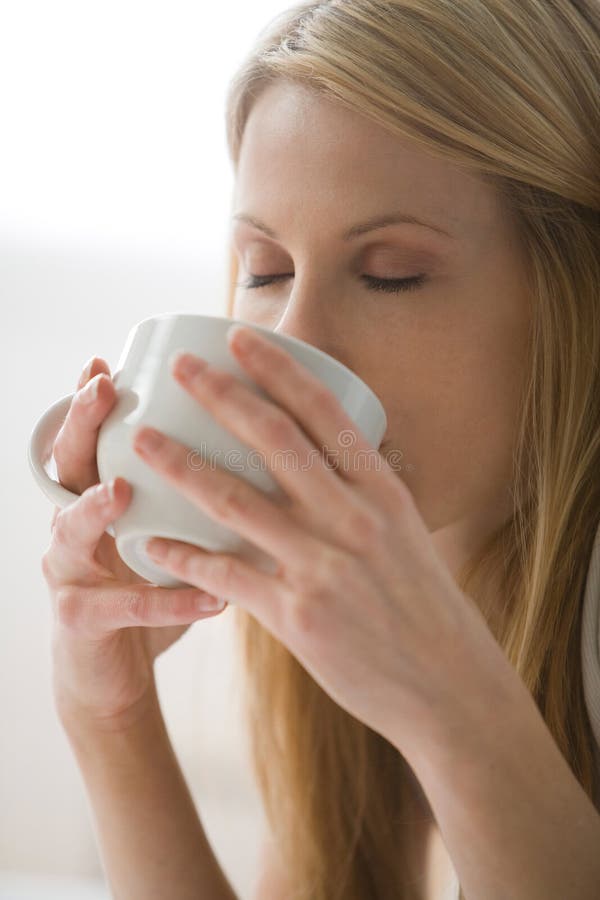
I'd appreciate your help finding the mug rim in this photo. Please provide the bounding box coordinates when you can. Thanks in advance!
[129,311,387,432]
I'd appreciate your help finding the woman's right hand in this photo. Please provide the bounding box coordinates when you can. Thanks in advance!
[41,356,228,731]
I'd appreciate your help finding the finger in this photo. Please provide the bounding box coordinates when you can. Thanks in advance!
[170,351,366,524]
[144,537,285,634]
[54,579,228,638]
[77,355,111,391]
[53,368,117,495]
[44,477,131,586]
[133,427,322,573]
[225,325,388,486]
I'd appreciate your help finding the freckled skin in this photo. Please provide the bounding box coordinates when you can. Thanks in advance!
[231,80,532,585]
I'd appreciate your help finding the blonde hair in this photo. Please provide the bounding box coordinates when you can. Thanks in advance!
[222,2,600,898]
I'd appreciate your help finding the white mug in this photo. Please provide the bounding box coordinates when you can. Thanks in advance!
[28,313,387,588]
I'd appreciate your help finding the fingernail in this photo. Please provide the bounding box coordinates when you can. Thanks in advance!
[80,376,100,404]
[135,427,165,453]
[145,537,167,560]
[80,356,96,384]
[96,480,114,505]
[195,594,227,612]
[227,324,255,348]
[175,353,207,381]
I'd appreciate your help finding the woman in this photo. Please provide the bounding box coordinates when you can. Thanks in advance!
[41,1,600,899]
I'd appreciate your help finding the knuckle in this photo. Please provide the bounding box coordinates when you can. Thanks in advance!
[288,595,316,635]
[344,505,385,552]
[260,408,295,446]
[164,441,189,475]
[52,441,89,491]
[40,550,57,585]
[381,475,414,519]
[275,348,295,374]
[288,587,325,637]
[121,590,153,625]
[211,479,249,520]
[311,381,339,417]
[204,553,235,587]
[51,509,70,546]
[50,506,60,533]
[55,585,84,631]
[304,545,339,595]
[205,369,236,398]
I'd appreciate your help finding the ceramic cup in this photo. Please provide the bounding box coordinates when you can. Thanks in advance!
[28,313,388,589]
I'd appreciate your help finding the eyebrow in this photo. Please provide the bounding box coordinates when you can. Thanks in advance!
[231,210,453,240]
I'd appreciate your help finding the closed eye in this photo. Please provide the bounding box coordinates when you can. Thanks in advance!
[236,273,426,294]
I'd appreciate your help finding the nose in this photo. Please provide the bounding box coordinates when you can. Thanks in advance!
[272,286,347,366]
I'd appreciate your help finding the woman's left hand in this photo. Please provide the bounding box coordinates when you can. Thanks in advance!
[133,323,514,758]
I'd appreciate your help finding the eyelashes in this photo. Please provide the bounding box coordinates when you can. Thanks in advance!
[236,273,426,294]
[360,273,426,294]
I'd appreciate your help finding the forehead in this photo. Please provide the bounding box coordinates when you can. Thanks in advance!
[233,79,505,240]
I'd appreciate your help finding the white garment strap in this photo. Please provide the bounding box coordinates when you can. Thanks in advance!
[581,517,600,752]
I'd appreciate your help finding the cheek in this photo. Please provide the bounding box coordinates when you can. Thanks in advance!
[232,291,286,330]
[376,307,530,529]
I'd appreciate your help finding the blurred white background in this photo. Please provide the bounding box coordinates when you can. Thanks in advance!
[0,2,291,897]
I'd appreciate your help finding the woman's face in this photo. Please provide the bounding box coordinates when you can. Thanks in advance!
[230,80,532,578]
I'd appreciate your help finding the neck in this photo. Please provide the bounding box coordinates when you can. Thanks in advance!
[431,515,510,637]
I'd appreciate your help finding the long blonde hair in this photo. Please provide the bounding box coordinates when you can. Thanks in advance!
[222,2,600,897]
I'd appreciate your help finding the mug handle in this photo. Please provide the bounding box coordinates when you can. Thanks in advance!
[27,392,116,539]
